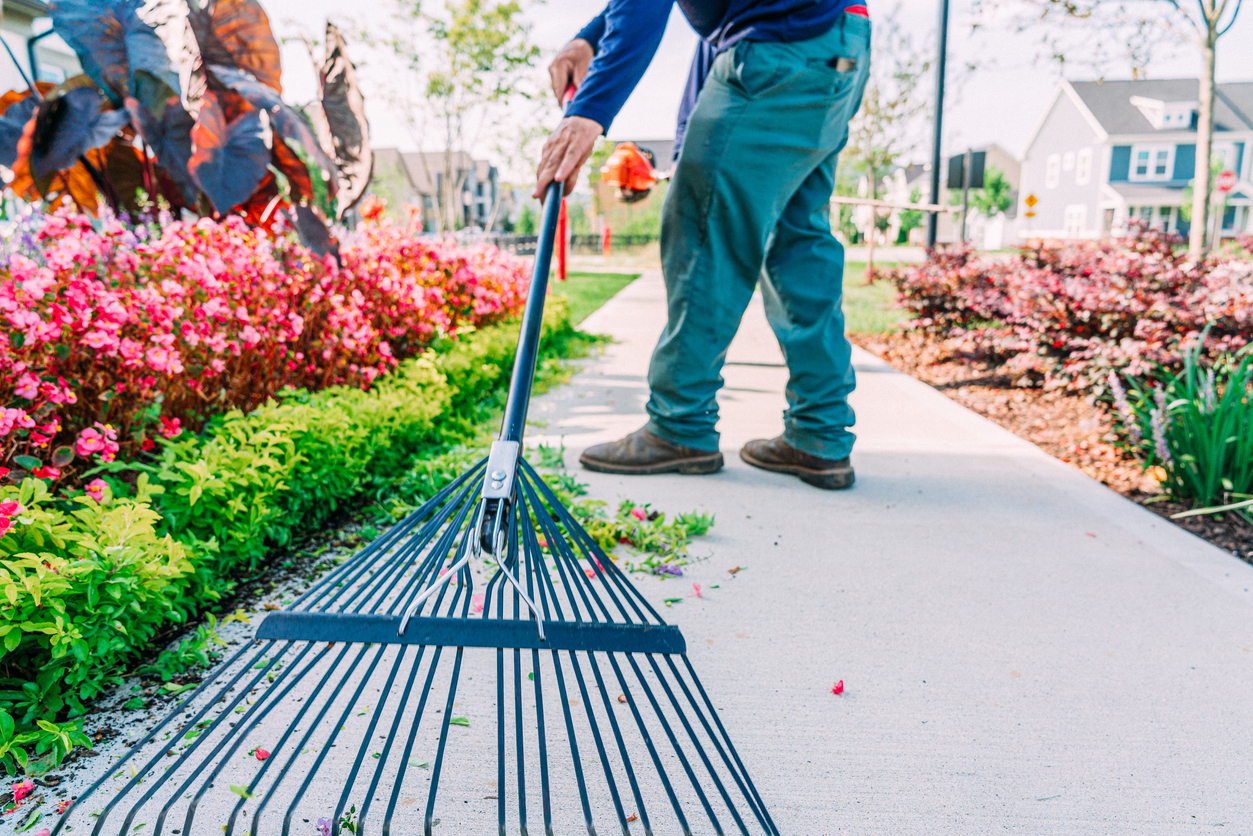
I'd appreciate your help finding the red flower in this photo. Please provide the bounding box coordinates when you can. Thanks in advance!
[31,466,60,480]
[831,680,844,695]
[254,748,270,761]
[12,778,34,801]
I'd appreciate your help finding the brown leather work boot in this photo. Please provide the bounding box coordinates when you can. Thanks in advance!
[740,436,854,490]
[579,427,724,475]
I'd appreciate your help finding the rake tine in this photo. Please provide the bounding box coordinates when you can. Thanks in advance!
[245,642,360,834]
[294,458,486,613]
[48,638,257,836]
[607,653,693,834]
[627,652,723,833]
[329,644,413,835]
[518,503,556,836]
[346,466,484,617]
[521,478,645,835]
[645,652,748,834]
[681,656,782,835]
[198,643,335,835]
[664,655,774,834]
[515,488,596,833]
[380,643,446,836]
[97,643,295,836]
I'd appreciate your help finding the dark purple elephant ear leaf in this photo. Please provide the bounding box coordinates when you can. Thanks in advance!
[128,95,199,205]
[30,86,131,181]
[188,89,269,213]
[189,0,282,94]
[0,87,51,169]
[208,64,338,205]
[286,203,341,263]
[50,0,179,114]
[320,22,372,219]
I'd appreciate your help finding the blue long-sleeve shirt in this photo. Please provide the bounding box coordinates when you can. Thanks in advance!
[568,0,868,147]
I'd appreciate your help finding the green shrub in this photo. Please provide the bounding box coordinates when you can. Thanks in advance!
[0,303,601,773]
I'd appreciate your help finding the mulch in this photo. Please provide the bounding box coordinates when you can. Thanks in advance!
[851,329,1253,567]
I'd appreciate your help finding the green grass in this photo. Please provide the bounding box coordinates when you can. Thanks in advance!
[556,271,641,324]
[842,262,907,335]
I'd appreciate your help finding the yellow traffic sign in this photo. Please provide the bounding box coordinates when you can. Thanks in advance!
[1024,194,1038,208]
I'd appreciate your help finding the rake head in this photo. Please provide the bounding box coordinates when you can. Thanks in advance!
[53,454,779,836]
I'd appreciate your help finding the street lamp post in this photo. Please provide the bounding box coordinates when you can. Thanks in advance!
[926,0,950,249]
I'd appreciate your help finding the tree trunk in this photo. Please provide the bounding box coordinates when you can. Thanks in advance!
[1189,26,1217,259]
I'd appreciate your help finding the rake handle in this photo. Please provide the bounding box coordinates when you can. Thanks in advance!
[500,178,563,442]
[501,86,576,443]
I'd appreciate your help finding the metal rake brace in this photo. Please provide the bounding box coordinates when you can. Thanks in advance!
[53,181,780,836]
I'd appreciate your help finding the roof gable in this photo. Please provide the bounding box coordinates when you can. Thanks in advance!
[1068,79,1253,135]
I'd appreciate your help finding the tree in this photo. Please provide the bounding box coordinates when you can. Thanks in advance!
[971,0,1242,258]
[841,7,932,203]
[948,165,1014,216]
[371,0,539,232]
[897,187,924,243]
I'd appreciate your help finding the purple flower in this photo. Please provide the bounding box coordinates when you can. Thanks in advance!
[1107,372,1141,443]
[1149,407,1172,466]
[653,563,683,578]
[317,818,331,836]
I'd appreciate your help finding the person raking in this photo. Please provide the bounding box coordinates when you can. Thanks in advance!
[535,0,870,490]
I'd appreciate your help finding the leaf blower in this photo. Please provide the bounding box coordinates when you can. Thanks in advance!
[600,141,657,203]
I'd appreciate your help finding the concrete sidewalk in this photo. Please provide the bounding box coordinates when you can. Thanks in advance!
[530,269,1253,834]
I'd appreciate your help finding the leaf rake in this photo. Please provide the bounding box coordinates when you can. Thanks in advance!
[53,180,779,836]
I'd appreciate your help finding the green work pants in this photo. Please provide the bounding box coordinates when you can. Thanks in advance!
[646,13,871,460]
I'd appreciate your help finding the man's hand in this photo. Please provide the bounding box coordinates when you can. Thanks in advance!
[549,38,593,104]
[533,115,603,200]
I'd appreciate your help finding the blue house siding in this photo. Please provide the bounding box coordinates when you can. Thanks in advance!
[1110,146,1131,181]
[1173,144,1195,180]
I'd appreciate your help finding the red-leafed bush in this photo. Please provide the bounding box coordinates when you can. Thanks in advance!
[0,208,529,480]
[885,225,1253,391]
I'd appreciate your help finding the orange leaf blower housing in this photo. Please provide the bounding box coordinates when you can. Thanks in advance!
[600,142,657,203]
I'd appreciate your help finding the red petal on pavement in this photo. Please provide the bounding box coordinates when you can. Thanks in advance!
[831,680,844,695]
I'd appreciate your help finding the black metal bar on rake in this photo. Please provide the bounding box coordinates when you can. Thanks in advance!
[53,177,779,836]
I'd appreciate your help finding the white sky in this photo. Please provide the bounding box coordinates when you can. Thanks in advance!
[265,0,1253,169]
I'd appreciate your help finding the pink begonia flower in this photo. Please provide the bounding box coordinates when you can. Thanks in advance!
[630,507,647,521]
[76,427,105,455]
[32,466,61,480]
[85,479,109,502]
[0,500,23,517]
[158,416,182,439]
[0,517,13,537]
[14,373,40,399]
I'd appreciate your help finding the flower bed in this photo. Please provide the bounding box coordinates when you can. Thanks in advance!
[0,209,529,483]
[884,228,1253,393]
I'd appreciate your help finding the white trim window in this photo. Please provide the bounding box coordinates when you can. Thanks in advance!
[1064,204,1088,238]
[1075,148,1092,185]
[1045,154,1061,189]
[1130,143,1174,181]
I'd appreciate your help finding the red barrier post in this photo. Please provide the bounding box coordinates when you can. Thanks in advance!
[557,199,568,282]
[602,224,612,257]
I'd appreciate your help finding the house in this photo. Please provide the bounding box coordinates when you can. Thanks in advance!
[901,144,1022,245]
[0,0,81,92]
[368,148,501,232]
[1016,78,1253,241]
